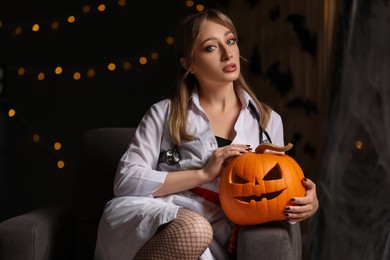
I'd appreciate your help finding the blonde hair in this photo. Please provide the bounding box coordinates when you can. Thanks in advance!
[170,9,271,145]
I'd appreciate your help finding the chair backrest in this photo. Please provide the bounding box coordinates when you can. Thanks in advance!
[71,127,136,259]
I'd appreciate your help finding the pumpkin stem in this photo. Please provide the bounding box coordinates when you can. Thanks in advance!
[255,143,294,154]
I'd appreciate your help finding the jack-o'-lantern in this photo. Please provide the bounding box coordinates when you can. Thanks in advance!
[219,143,306,225]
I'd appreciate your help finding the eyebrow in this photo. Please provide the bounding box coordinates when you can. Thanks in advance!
[201,31,234,45]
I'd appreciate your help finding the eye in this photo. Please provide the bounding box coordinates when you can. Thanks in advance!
[204,45,217,52]
[262,164,282,181]
[227,38,237,45]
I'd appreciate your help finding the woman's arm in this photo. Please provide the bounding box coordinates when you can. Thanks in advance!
[153,143,251,197]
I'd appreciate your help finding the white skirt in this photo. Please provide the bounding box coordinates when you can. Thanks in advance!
[94,191,232,260]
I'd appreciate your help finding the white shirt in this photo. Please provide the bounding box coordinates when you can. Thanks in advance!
[94,88,284,260]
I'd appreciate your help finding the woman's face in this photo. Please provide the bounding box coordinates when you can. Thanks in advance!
[190,18,240,87]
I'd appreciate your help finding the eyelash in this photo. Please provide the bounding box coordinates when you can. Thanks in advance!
[204,38,237,52]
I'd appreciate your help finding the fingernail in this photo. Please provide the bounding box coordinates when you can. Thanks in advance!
[290,198,295,202]
[285,206,290,210]
[284,213,289,217]
[303,177,307,181]
[246,148,252,151]
[246,144,251,147]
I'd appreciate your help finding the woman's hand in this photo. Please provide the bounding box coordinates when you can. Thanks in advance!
[284,178,319,222]
[153,144,251,197]
[200,144,251,183]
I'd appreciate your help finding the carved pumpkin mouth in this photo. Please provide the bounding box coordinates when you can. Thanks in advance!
[234,188,285,203]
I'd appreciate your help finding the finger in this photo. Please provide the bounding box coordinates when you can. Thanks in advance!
[284,205,313,220]
[288,197,309,205]
[301,178,316,190]
[221,146,251,158]
[284,211,311,222]
[285,204,310,214]
[228,144,253,153]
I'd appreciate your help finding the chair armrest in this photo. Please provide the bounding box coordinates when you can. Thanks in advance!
[237,221,302,260]
[0,204,72,260]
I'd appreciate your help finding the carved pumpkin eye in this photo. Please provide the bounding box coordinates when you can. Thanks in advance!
[231,172,249,184]
[262,164,282,181]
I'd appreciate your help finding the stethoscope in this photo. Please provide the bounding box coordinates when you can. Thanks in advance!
[160,102,272,166]
[160,145,181,166]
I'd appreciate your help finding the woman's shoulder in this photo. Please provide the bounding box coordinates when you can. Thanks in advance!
[270,109,282,120]
[148,98,171,114]
[268,108,283,128]
[151,98,170,107]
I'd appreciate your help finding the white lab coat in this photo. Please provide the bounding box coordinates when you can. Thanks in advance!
[94,87,284,260]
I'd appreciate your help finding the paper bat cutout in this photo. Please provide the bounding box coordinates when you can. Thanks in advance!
[286,97,318,115]
[286,14,317,57]
[265,61,293,96]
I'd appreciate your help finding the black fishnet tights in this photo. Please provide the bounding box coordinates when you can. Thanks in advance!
[134,208,213,260]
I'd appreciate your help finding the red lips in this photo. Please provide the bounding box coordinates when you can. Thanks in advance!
[223,63,237,72]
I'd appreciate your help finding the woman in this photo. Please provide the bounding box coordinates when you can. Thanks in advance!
[95,9,319,260]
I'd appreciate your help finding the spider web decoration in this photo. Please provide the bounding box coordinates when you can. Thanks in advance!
[312,1,390,259]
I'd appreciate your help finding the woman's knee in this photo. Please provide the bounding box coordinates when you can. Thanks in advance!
[175,208,213,245]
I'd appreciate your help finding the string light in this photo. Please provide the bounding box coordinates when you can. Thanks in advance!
[54,142,62,150]
[87,68,96,77]
[37,72,45,80]
[7,47,167,81]
[32,24,40,32]
[186,1,194,7]
[14,26,22,35]
[118,0,126,7]
[107,63,116,71]
[82,5,91,13]
[97,4,106,12]
[8,109,16,117]
[2,0,206,174]
[54,67,63,75]
[17,67,25,76]
[196,4,205,11]
[73,72,81,80]
[32,134,40,143]
[355,140,363,150]
[57,160,65,169]
[166,36,174,45]
[139,57,147,65]
[0,1,127,38]
[151,52,159,60]
[67,15,76,24]
[1,0,205,81]
[7,107,70,171]
[122,61,131,70]
[51,21,60,30]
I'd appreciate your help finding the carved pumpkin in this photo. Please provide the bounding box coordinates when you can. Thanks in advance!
[219,143,306,225]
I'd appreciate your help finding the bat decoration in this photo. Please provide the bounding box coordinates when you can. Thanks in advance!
[286,14,317,57]
[286,97,318,115]
[246,0,262,8]
[265,61,293,96]
[286,134,316,158]
[286,133,302,157]
[303,142,316,157]
[269,5,280,21]
[250,46,262,75]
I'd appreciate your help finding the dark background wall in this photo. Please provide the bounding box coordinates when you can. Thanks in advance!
[0,3,335,259]
[5,1,390,260]
[0,0,342,258]
[0,0,193,221]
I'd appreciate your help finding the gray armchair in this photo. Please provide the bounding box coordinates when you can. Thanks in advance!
[0,127,302,260]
